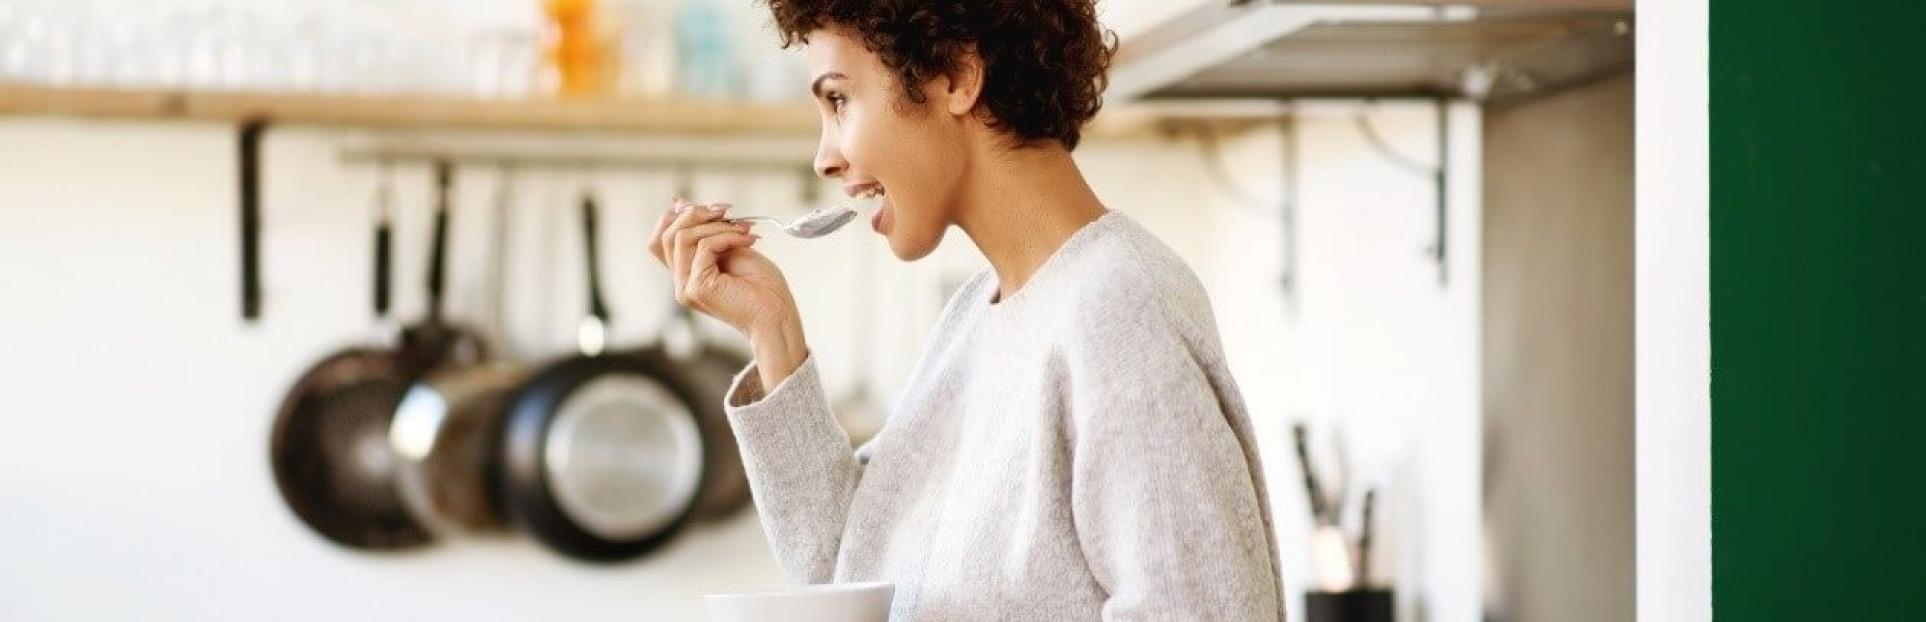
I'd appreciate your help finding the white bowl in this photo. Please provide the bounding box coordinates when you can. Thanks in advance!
[703,582,894,622]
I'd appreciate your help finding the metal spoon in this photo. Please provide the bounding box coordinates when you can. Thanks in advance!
[728,206,861,239]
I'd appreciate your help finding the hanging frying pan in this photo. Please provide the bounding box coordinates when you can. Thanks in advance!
[497,191,708,563]
[390,168,526,537]
[270,161,485,550]
[391,362,525,535]
[269,179,424,550]
[646,306,752,522]
[269,168,412,549]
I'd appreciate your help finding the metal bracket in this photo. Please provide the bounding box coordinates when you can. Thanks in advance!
[1353,100,1451,286]
[1278,115,1300,311]
[1432,98,1449,286]
[239,118,269,321]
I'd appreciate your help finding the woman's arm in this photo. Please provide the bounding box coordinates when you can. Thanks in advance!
[724,319,861,584]
[748,313,810,398]
[1066,313,1284,621]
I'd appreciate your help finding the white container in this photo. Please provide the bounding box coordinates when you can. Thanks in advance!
[703,582,894,622]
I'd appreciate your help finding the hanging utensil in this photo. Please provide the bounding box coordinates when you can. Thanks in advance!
[646,306,752,521]
[270,161,488,550]
[390,168,527,537]
[497,191,709,563]
[268,165,429,550]
[397,161,488,369]
[391,363,526,536]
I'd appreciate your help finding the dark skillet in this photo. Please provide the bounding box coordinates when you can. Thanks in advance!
[496,192,711,563]
[269,161,483,549]
[644,306,752,522]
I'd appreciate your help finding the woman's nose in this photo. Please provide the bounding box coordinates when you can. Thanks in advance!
[814,132,847,179]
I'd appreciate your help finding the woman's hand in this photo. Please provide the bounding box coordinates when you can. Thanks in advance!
[648,198,809,391]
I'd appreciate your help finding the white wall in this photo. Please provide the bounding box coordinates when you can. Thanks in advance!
[0,103,1481,620]
[1248,102,1482,622]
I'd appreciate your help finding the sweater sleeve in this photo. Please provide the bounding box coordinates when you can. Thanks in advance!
[723,353,862,584]
[1066,316,1284,621]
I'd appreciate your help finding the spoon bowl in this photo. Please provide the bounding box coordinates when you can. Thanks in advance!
[728,207,859,239]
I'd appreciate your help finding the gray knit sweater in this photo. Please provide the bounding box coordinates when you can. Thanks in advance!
[723,211,1285,621]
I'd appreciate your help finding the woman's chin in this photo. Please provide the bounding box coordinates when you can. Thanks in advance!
[888,231,946,262]
[874,202,944,261]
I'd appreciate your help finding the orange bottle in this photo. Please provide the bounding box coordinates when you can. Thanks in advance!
[544,0,612,97]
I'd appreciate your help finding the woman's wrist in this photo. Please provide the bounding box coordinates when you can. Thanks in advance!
[747,313,808,393]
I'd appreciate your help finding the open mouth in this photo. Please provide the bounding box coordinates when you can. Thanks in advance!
[850,185,889,234]
[850,184,886,206]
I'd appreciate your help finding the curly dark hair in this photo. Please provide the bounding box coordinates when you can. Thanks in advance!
[763,0,1118,150]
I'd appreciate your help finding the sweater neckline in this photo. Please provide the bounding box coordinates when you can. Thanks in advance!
[984,210,1121,314]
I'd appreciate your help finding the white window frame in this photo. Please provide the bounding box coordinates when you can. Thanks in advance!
[1635,0,1712,619]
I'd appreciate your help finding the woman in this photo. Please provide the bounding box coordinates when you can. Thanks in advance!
[647,1,1285,619]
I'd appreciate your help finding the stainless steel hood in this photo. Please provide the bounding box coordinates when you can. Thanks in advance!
[1109,1,1634,104]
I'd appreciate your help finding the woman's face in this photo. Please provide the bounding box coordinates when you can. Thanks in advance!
[805,27,970,261]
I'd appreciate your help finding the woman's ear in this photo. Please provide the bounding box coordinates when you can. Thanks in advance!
[942,46,985,118]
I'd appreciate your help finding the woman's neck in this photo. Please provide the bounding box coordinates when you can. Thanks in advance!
[952,144,1109,303]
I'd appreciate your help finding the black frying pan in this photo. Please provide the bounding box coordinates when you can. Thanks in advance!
[647,307,752,522]
[497,192,710,563]
[391,362,524,535]
[269,161,482,550]
[390,169,526,537]
[269,174,422,550]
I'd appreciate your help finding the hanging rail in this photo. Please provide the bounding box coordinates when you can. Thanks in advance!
[337,145,817,177]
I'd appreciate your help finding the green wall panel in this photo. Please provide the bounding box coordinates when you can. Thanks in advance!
[1712,1,1926,619]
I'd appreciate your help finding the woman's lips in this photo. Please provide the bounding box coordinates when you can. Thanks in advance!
[871,205,885,233]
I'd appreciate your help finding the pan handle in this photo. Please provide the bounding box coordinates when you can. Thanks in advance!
[374,167,394,319]
[575,193,611,356]
[427,161,453,322]
[376,219,393,317]
[580,193,610,324]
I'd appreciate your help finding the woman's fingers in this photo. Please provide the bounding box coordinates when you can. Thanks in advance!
[656,201,729,268]
[685,232,760,307]
[646,198,686,264]
[670,220,754,299]
[651,199,762,316]
[658,203,724,277]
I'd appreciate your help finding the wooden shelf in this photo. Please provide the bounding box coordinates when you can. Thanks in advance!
[0,84,1286,139]
[0,84,822,135]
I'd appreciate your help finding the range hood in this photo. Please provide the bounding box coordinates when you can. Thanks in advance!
[1109,1,1633,104]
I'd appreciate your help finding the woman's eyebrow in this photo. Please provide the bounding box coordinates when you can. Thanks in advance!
[810,72,849,99]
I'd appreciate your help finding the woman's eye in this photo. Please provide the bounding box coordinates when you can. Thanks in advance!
[828,94,848,112]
